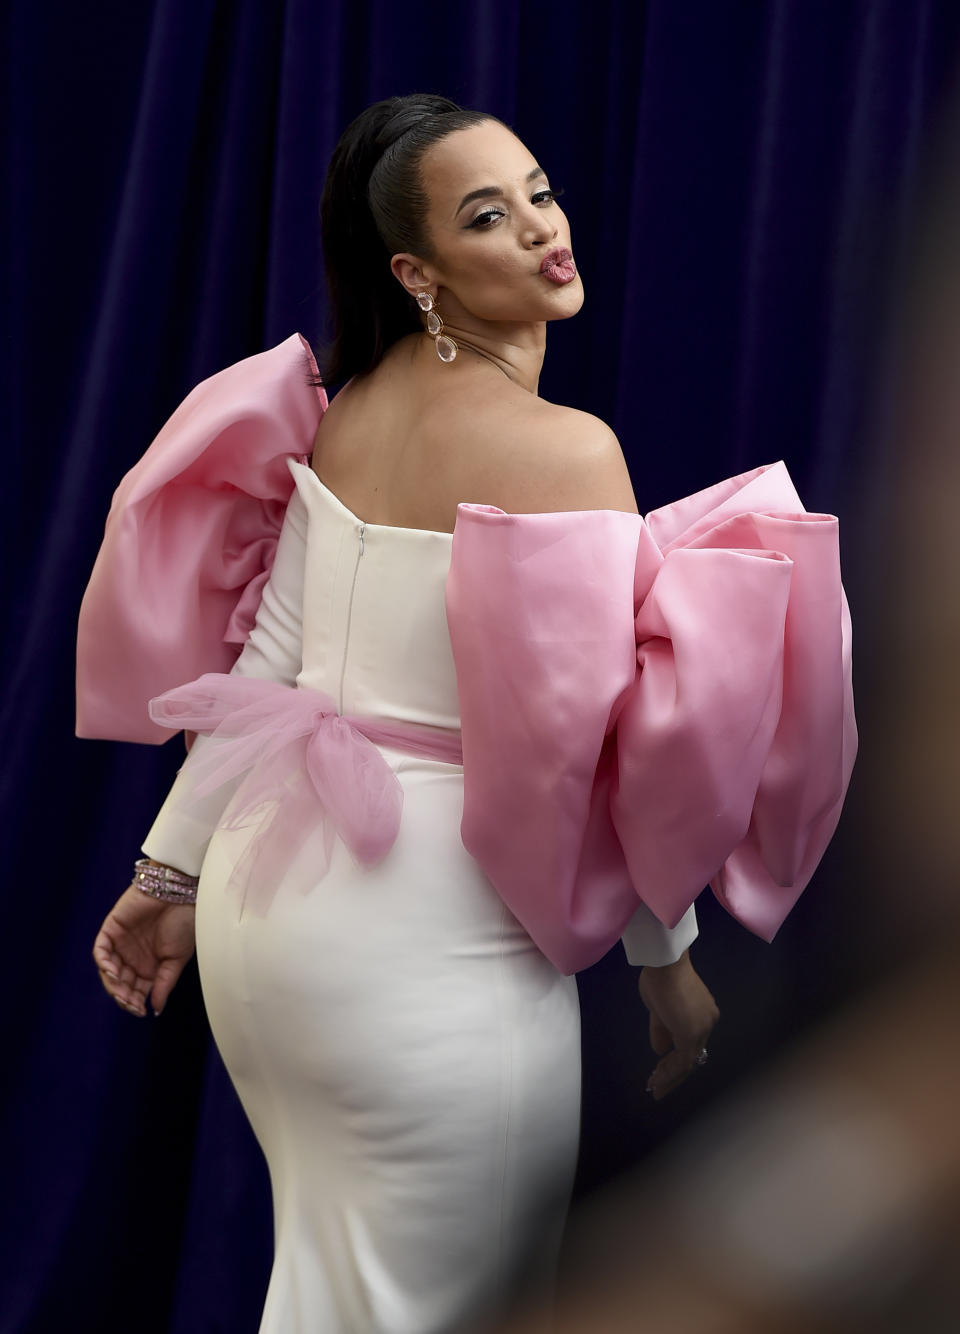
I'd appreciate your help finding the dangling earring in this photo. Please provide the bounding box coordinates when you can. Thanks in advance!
[415,289,458,362]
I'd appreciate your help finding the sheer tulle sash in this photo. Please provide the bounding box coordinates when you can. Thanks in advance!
[149,673,463,913]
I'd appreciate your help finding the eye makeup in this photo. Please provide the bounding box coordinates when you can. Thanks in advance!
[465,186,565,230]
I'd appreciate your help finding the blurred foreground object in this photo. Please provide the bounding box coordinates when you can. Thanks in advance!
[493,71,960,1334]
[496,943,960,1333]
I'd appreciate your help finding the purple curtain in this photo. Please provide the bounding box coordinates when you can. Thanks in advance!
[3,1,959,1327]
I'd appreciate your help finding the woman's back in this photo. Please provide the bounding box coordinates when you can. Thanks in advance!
[292,459,460,726]
[311,332,640,532]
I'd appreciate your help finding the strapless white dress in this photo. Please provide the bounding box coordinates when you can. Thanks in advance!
[144,463,584,1333]
[95,335,847,1332]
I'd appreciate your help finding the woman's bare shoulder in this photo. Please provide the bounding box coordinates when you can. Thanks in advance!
[449,392,639,516]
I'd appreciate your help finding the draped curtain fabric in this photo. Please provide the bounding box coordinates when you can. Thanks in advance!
[3,2,958,1328]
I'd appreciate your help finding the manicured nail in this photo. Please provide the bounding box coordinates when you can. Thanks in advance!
[104,969,120,981]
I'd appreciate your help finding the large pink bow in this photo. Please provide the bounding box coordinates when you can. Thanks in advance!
[149,674,463,913]
[77,335,326,743]
[446,461,857,974]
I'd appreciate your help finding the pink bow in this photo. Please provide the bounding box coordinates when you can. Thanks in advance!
[447,461,857,973]
[149,673,463,913]
[76,334,326,744]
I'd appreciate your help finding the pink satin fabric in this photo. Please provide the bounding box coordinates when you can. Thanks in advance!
[445,462,857,972]
[149,673,463,913]
[76,334,326,743]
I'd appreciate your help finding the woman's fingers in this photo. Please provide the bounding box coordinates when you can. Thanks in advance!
[92,931,121,981]
[649,1010,673,1056]
[646,1049,686,1098]
[98,965,148,1016]
[150,957,188,1016]
[93,938,125,995]
[131,974,152,1004]
[94,931,191,1017]
[101,965,148,1015]
[640,961,719,1100]
[647,1019,716,1097]
[116,962,147,1015]
[647,1043,708,1100]
[93,935,149,1016]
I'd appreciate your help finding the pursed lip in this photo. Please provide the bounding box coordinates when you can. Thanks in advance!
[539,247,573,273]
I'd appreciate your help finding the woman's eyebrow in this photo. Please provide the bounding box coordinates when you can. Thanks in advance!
[454,166,547,217]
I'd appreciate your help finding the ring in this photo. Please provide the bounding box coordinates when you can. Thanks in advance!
[696,1047,709,1066]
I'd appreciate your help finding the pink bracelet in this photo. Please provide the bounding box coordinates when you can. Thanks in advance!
[133,858,199,904]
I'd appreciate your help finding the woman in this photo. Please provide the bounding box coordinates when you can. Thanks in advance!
[82,95,854,1332]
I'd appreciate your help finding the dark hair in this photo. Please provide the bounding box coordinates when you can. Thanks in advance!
[313,94,502,387]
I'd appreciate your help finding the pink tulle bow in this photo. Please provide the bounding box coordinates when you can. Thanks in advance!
[148,673,463,913]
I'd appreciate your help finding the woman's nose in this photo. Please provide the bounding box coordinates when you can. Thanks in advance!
[524,210,558,246]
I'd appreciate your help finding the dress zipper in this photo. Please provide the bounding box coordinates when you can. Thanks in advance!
[338,522,365,712]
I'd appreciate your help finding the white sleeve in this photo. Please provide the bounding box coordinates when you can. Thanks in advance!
[620,900,698,967]
[140,486,308,874]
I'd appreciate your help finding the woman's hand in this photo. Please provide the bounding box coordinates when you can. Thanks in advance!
[638,949,719,1100]
[92,884,197,1017]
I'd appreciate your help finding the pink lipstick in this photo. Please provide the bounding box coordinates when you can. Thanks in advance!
[539,247,576,284]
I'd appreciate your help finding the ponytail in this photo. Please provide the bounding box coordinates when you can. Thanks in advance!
[314,94,499,388]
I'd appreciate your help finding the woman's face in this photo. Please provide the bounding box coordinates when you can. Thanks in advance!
[397,119,584,326]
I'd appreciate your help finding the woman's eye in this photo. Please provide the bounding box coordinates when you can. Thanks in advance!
[468,209,505,229]
[467,186,565,229]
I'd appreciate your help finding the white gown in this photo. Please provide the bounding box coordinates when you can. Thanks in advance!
[143,461,697,1334]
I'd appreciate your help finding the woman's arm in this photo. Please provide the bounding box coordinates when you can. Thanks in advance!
[139,484,309,872]
[620,901,717,1100]
[93,482,309,1016]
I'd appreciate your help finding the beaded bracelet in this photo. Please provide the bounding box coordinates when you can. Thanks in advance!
[133,858,199,905]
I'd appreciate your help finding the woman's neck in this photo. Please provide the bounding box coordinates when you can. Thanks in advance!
[410,322,546,395]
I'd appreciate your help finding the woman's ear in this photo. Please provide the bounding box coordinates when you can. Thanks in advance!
[390,253,433,297]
